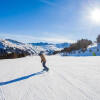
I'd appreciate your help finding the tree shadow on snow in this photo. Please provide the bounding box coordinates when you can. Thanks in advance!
[0,70,45,86]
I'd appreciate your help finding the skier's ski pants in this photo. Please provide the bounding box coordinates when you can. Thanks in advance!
[42,62,48,69]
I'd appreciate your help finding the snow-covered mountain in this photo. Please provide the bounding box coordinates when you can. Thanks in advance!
[31,42,70,48]
[0,39,41,59]
[5,39,24,45]
[0,38,100,58]
[61,43,100,56]
[30,42,70,55]
[0,39,71,59]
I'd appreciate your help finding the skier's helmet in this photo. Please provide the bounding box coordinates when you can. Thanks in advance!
[39,51,44,56]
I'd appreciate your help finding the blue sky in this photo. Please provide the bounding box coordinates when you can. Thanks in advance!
[0,0,100,43]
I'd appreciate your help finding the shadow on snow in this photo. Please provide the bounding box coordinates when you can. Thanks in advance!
[0,70,45,86]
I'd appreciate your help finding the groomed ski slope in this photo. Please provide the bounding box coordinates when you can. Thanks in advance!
[0,56,100,100]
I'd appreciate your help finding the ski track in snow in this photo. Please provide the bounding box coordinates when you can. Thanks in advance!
[0,88,5,100]
[0,56,100,100]
[55,70,99,100]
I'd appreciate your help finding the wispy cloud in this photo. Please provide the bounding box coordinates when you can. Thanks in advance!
[41,37,74,43]
[40,0,56,6]
[0,33,74,43]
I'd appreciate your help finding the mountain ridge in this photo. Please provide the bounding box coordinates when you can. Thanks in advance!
[0,38,71,59]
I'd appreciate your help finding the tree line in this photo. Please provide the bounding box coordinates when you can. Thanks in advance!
[53,34,100,55]
[0,47,30,59]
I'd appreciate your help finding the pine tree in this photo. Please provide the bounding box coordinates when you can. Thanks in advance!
[97,35,100,44]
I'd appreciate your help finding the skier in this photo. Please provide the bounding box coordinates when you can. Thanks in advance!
[39,52,49,71]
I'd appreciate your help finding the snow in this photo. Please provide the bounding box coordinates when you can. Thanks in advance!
[31,42,70,55]
[0,39,41,55]
[40,44,62,55]
[0,56,100,100]
[63,43,100,56]
[0,39,68,55]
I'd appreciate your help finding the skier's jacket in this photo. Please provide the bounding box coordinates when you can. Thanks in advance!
[40,54,46,63]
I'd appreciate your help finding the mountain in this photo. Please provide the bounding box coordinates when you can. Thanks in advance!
[31,42,53,46]
[0,39,41,59]
[0,39,71,59]
[5,39,24,45]
[61,43,100,56]
[55,43,70,48]
[30,42,70,55]
[31,42,70,48]
[1,38,100,58]
[4,40,71,55]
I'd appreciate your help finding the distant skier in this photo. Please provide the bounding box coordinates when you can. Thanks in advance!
[39,52,49,71]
